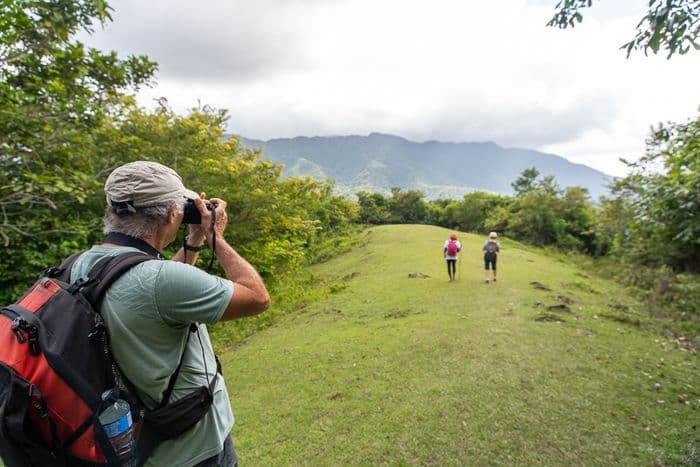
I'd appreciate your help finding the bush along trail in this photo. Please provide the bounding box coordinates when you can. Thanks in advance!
[220,225,698,466]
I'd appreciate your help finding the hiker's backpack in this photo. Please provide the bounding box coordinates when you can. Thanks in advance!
[485,241,498,258]
[446,240,459,257]
[0,251,219,466]
[0,252,152,466]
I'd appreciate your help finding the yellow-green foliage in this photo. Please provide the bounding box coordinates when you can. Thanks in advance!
[94,104,359,280]
[1,102,358,302]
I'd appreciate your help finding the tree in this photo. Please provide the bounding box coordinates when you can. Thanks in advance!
[0,1,156,237]
[547,0,699,58]
[508,186,564,246]
[447,192,510,233]
[511,167,540,196]
[357,191,393,224]
[506,169,596,251]
[612,112,700,272]
[593,194,635,257]
[559,186,596,253]
[389,188,428,224]
[0,0,155,302]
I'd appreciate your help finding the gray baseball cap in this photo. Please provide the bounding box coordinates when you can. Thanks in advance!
[105,161,199,208]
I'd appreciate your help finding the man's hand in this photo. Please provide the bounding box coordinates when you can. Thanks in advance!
[192,192,228,245]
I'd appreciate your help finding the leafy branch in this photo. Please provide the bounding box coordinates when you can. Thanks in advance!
[547,0,699,58]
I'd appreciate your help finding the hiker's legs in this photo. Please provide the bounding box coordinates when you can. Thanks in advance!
[447,259,456,281]
[484,255,499,283]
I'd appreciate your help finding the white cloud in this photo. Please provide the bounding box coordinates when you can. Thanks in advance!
[88,0,700,177]
[89,0,314,81]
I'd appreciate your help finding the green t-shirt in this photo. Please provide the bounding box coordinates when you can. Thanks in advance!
[71,245,234,467]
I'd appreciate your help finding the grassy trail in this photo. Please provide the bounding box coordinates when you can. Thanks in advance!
[222,225,698,466]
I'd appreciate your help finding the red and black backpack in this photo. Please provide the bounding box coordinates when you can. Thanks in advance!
[0,252,152,466]
[0,250,219,466]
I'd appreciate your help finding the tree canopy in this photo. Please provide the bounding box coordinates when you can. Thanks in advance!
[611,112,700,272]
[0,0,358,304]
[0,0,156,245]
[548,0,700,58]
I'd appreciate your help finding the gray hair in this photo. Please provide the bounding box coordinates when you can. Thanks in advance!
[103,197,185,238]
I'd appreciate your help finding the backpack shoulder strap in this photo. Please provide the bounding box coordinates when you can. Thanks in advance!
[81,252,154,309]
[44,251,84,282]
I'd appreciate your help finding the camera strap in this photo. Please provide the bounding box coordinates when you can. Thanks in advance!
[206,208,216,271]
[104,232,165,260]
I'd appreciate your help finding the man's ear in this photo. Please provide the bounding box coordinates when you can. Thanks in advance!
[167,203,180,224]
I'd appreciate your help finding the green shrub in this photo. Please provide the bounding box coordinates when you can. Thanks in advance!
[623,266,700,342]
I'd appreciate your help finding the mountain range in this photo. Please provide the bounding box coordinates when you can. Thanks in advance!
[237,132,613,199]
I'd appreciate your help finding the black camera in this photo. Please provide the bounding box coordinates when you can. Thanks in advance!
[183,198,214,224]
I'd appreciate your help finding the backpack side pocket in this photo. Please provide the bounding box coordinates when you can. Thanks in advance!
[0,364,58,467]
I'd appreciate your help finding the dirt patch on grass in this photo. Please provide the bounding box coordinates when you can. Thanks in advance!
[563,281,600,294]
[343,272,361,281]
[329,283,348,294]
[534,302,578,319]
[547,304,572,313]
[408,272,430,278]
[534,313,565,323]
[607,302,630,311]
[556,295,578,304]
[598,312,641,327]
[311,309,343,317]
[383,308,424,319]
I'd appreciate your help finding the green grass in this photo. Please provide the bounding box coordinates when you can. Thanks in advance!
[221,225,699,466]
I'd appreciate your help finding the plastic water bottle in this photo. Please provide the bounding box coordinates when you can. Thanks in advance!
[99,391,136,467]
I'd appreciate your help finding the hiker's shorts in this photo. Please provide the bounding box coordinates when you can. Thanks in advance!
[194,435,237,467]
[484,253,497,270]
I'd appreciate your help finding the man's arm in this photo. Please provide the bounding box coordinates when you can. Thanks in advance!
[193,196,270,321]
[215,238,270,320]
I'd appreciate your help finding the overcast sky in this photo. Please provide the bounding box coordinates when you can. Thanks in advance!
[85,0,700,177]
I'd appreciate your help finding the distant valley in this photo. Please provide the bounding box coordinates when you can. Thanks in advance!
[236,132,613,199]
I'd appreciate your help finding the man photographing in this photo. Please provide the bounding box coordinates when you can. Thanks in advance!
[70,161,270,466]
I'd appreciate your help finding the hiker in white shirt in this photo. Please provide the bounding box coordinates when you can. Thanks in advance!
[483,231,500,284]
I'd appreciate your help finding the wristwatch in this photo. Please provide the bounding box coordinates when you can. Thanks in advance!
[184,236,203,252]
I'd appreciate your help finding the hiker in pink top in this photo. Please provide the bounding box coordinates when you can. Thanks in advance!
[443,233,461,282]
